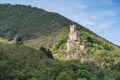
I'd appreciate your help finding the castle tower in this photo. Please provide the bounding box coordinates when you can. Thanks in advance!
[70,24,76,33]
[66,24,80,51]
[69,24,80,41]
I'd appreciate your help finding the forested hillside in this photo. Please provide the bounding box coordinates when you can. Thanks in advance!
[0,4,120,80]
[0,4,72,40]
[0,40,120,80]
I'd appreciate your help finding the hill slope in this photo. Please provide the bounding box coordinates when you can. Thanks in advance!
[0,3,120,64]
[0,4,120,55]
[0,4,120,80]
[0,4,72,39]
[0,4,95,47]
[0,40,120,80]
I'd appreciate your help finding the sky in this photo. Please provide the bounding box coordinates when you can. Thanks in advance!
[0,0,120,46]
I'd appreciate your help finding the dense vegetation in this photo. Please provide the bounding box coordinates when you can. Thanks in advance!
[0,4,72,40]
[0,4,120,80]
[0,41,120,80]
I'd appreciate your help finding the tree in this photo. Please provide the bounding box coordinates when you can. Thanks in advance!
[39,46,54,59]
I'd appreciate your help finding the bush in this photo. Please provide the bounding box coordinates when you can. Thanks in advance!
[56,72,74,80]
[103,44,113,50]
[55,35,67,49]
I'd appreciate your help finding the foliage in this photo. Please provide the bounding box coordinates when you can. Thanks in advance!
[0,4,120,80]
[56,72,73,80]
[39,46,54,59]
[0,42,120,80]
[55,35,67,49]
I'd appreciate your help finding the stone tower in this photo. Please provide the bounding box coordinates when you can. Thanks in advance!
[69,24,80,41]
[66,24,80,51]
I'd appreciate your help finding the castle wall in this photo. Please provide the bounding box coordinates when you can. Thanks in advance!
[66,39,75,51]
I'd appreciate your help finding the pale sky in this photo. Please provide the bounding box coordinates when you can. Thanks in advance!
[0,0,120,46]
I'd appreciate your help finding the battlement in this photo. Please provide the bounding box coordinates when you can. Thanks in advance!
[70,24,76,33]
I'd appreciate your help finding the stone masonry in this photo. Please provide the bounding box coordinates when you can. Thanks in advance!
[66,24,86,51]
[66,24,80,51]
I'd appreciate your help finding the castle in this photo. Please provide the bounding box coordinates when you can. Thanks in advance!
[66,24,86,51]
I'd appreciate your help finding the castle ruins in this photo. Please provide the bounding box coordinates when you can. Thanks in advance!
[66,24,86,51]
